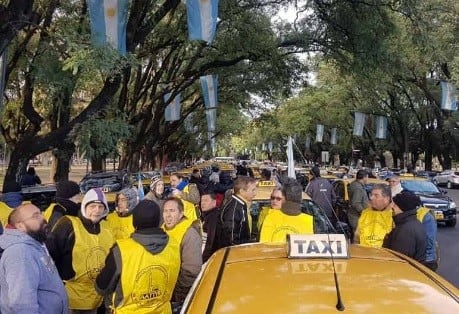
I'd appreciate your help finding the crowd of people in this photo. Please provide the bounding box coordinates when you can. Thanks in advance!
[0,163,440,313]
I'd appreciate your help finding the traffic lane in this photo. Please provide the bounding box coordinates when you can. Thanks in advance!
[436,187,459,288]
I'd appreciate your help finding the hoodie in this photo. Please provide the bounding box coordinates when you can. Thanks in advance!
[0,229,68,314]
[81,188,109,219]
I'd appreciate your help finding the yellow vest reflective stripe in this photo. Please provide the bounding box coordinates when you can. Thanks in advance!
[65,216,114,310]
[106,212,135,240]
[257,207,274,232]
[0,202,13,227]
[43,203,56,222]
[358,208,393,248]
[114,238,180,314]
[162,218,194,245]
[260,210,314,243]
[416,207,430,222]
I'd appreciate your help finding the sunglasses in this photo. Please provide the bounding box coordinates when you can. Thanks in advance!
[270,196,283,201]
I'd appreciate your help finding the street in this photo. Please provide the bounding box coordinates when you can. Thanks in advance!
[437,187,459,288]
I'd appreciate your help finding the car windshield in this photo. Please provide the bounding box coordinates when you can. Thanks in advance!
[401,180,440,194]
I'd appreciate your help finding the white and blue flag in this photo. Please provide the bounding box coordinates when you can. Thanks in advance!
[305,136,311,150]
[330,128,337,145]
[186,0,219,44]
[287,136,296,179]
[164,93,181,121]
[205,108,217,132]
[441,81,458,111]
[268,141,273,152]
[0,48,7,114]
[353,112,366,137]
[316,124,324,142]
[137,173,144,201]
[200,75,218,109]
[375,115,388,139]
[87,0,129,55]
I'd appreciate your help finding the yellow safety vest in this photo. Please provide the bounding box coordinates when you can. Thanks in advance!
[162,218,194,245]
[106,212,135,240]
[43,202,56,222]
[65,216,114,310]
[181,199,198,222]
[257,207,275,232]
[416,207,430,222]
[259,210,314,243]
[357,208,393,248]
[113,238,180,314]
[0,202,13,227]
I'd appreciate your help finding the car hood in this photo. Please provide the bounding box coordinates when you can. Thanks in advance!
[415,194,450,205]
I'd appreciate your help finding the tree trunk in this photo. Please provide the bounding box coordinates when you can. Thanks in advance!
[91,156,104,172]
[4,147,30,184]
[52,142,75,182]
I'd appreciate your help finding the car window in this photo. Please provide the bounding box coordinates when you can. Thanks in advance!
[401,180,440,194]
[454,172,459,176]
[333,181,344,199]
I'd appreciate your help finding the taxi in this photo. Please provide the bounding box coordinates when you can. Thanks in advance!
[181,234,459,313]
[79,170,130,206]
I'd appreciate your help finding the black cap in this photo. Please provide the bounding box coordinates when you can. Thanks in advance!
[310,166,321,178]
[132,199,161,230]
[393,191,421,212]
[56,180,81,199]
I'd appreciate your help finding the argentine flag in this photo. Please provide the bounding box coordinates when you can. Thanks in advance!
[87,0,129,55]
[137,173,144,201]
[200,75,218,109]
[186,0,219,44]
[375,115,388,139]
[205,108,216,132]
[330,128,337,145]
[353,112,366,137]
[164,93,181,121]
[441,81,458,111]
[316,124,324,142]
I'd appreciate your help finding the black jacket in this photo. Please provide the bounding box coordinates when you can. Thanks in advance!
[218,195,251,248]
[46,213,104,280]
[202,207,221,262]
[47,198,80,231]
[383,210,427,263]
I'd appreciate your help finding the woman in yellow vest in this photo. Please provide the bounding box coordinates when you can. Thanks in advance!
[162,197,202,303]
[257,187,284,233]
[46,188,114,313]
[106,188,139,240]
[260,178,314,243]
[354,184,394,248]
[96,199,181,314]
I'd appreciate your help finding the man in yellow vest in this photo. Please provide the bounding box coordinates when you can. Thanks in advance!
[260,178,314,243]
[96,199,181,313]
[257,187,284,233]
[162,197,202,304]
[106,188,139,240]
[43,180,81,230]
[46,188,113,314]
[169,173,200,222]
[354,184,393,248]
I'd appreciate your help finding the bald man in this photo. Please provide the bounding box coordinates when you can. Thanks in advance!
[0,204,68,313]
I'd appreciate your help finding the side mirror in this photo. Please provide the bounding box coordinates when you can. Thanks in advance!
[441,189,447,195]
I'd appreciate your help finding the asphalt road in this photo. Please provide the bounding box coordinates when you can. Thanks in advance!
[436,187,459,288]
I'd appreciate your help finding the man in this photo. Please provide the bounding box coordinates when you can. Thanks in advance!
[260,178,314,243]
[20,166,42,186]
[383,191,427,263]
[354,184,393,248]
[200,192,220,262]
[236,161,254,177]
[46,188,114,313]
[347,169,369,232]
[257,187,284,233]
[387,175,403,197]
[106,187,139,240]
[189,169,207,195]
[0,204,68,313]
[306,166,337,227]
[170,173,200,221]
[43,180,81,230]
[96,200,180,313]
[162,197,202,303]
[218,176,258,247]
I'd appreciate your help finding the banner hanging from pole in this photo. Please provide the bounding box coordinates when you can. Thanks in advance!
[164,93,181,121]
[330,128,337,145]
[375,115,388,139]
[287,136,296,179]
[353,112,366,137]
[316,124,324,142]
[441,81,458,111]
[186,0,219,44]
[200,75,218,109]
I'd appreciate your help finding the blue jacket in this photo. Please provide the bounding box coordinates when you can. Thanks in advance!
[0,229,68,314]
[419,210,437,263]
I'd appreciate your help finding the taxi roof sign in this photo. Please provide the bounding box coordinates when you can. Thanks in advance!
[257,180,276,187]
[287,234,349,259]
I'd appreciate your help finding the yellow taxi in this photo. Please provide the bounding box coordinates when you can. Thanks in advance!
[182,234,459,313]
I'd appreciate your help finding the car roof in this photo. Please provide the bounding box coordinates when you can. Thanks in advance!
[253,180,311,201]
[183,243,459,313]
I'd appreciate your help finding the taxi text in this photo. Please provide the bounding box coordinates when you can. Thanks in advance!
[287,234,349,259]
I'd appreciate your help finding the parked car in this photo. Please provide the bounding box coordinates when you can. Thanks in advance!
[400,177,457,227]
[79,170,131,207]
[432,170,459,189]
[181,235,459,313]
[21,184,57,210]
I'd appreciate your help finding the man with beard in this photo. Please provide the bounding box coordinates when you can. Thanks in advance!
[0,204,68,313]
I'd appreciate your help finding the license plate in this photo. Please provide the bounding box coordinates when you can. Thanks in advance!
[435,211,444,220]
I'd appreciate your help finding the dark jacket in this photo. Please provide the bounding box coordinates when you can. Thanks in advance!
[95,228,169,307]
[47,198,80,231]
[218,195,251,248]
[21,173,41,186]
[305,177,336,218]
[383,210,427,263]
[201,207,221,262]
[46,213,104,280]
